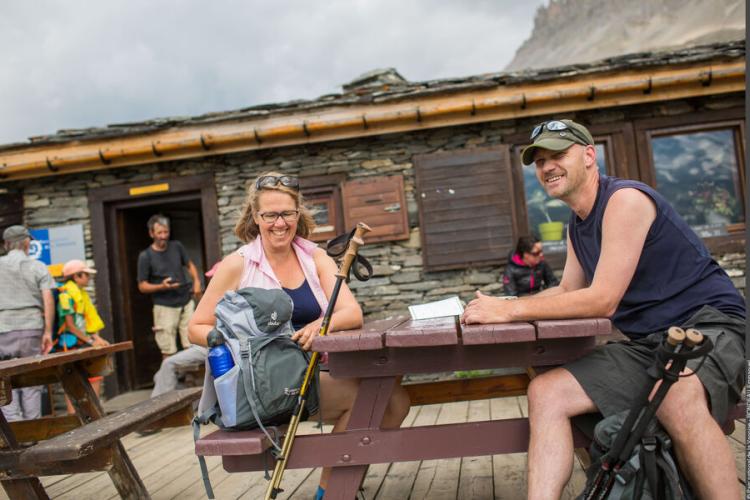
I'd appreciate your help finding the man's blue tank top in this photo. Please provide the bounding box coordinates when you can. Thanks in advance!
[568,175,745,338]
[282,279,322,331]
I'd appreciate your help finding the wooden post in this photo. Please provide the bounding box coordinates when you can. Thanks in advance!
[0,413,49,499]
[57,362,150,500]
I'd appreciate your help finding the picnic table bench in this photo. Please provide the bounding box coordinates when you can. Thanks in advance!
[0,342,202,500]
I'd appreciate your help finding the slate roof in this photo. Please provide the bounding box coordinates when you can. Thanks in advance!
[2,39,743,152]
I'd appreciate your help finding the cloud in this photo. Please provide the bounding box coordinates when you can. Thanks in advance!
[0,0,545,144]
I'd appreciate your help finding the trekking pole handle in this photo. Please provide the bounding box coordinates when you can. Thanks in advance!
[684,328,704,349]
[666,326,686,347]
[335,222,372,279]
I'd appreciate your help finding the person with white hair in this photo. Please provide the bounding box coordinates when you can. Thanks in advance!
[0,225,55,420]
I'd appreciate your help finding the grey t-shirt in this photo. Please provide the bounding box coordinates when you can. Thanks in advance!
[0,250,56,333]
[137,241,193,308]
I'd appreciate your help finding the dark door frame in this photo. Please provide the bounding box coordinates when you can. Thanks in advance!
[89,173,220,397]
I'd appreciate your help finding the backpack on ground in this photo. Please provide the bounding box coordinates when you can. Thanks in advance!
[578,410,693,500]
[193,287,320,498]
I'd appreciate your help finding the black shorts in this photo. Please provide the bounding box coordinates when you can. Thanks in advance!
[564,305,745,424]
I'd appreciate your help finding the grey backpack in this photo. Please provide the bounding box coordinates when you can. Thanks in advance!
[579,410,693,500]
[194,287,320,498]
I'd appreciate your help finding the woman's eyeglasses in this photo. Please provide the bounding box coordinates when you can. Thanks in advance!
[531,120,591,146]
[528,249,543,257]
[258,210,300,224]
[255,175,300,191]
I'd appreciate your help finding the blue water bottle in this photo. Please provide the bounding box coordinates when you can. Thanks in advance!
[207,330,234,378]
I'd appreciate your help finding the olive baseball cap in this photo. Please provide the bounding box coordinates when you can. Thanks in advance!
[2,225,32,243]
[521,119,594,165]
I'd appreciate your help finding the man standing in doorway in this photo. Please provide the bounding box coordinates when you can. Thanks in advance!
[137,214,202,359]
[0,225,55,421]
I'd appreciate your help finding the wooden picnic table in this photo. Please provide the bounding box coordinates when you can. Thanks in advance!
[200,315,611,500]
[0,341,200,500]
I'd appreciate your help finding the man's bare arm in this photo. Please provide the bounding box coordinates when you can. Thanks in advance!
[463,188,655,323]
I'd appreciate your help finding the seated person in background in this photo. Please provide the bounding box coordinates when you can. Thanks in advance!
[56,259,110,414]
[502,235,559,296]
[150,262,223,400]
[462,119,745,499]
[189,172,410,498]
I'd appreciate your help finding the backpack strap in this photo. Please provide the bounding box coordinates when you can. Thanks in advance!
[193,408,218,499]
[641,433,662,500]
[240,338,283,453]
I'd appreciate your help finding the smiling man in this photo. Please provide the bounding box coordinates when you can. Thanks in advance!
[137,214,203,359]
[462,119,745,498]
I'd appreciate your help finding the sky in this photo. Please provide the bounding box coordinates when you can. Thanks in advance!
[0,1,546,146]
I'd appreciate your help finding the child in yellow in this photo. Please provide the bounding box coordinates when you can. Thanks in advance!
[57,259,109,413]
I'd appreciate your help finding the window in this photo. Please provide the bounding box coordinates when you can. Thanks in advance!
[300,174,345,243]
[650,128,744,237]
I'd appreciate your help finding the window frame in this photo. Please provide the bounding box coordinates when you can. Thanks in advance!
[300,173,345,243]
[633,108,746,253]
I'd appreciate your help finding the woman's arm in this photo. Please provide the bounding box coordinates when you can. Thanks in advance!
[188,253,243,346]
[291,248,364,350]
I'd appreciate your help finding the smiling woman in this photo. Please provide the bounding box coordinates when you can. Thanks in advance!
[187,171,411,494]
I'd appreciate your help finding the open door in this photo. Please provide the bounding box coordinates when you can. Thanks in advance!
[89,174,220,396]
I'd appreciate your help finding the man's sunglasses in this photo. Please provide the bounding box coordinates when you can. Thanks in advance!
[255,175,300,191]
[530,120,591,146]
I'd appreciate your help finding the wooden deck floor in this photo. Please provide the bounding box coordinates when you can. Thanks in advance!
[2,395,745,499]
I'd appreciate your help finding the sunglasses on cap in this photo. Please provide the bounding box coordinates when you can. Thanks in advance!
[530,120,591,146]
[255,175,300,191]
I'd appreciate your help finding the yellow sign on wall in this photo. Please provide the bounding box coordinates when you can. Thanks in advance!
[129,183,170,196]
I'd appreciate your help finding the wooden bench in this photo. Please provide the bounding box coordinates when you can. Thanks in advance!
[0,386,202,496]
[195,382,745,472]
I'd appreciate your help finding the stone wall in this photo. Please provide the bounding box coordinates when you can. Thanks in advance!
[12,93,746,321]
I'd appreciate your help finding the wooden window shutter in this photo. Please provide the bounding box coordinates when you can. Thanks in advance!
[414,146,516,271]
[342,175,409,243]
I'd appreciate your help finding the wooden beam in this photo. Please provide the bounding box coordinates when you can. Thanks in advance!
[0,60,743,182]
[403,373,530,405]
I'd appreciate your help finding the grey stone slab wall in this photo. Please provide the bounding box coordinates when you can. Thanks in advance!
[11,93,746,320]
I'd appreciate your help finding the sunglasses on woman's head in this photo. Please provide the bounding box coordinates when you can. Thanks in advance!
[255,175,300,191]
[530,120,591,146]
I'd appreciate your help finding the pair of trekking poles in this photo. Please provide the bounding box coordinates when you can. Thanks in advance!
[582,325,714,500]
[265,222,372,500]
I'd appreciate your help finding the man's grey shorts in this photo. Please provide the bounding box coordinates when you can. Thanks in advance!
[564,305,745,424]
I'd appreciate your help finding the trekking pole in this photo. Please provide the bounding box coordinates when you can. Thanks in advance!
[265,222,372,500]
[584,326,690,500]
[592,327,711,500]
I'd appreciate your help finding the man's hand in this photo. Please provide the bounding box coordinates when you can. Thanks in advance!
[461,291,517,325]
[41,332,53,354]
[291,318,323,351]
[193,284,203,301]
[161,277,180,290]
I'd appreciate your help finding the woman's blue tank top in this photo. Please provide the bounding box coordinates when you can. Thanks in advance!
[282,279,322,331]
[568,175,745,337]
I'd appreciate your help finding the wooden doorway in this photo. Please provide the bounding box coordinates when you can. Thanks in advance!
[89,174,220,397]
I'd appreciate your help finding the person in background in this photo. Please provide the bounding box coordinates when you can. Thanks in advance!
[189,172,410,499]
[502,235,559,296]
[0,225,55,421]
[56,259,110,414]
[150,262,222,400]
[137,214,203,359]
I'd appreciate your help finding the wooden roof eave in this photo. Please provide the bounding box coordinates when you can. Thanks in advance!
[0,59,744,182]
